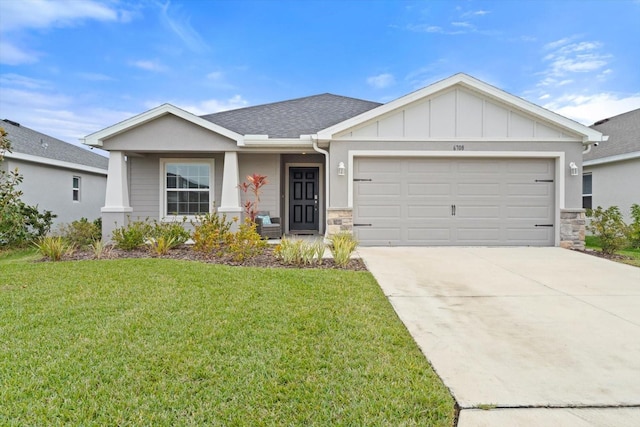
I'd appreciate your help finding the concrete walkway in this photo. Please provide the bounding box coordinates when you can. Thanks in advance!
[358,247,640,426]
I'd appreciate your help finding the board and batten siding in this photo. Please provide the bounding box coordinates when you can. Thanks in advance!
[238,153,280,218]
[339,87,574,140]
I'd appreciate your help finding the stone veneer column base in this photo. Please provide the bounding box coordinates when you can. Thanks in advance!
[560,208,586,250]
[326,208,353,237]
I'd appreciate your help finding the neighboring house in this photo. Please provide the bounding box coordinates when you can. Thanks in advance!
[2,119,108,225]
[583,108,640,223]
[84,73,605,249]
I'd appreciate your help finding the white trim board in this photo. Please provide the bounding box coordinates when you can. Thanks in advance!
[5,151,108,175]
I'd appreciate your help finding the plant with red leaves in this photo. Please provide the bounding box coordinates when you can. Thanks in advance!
[238,173,268,221]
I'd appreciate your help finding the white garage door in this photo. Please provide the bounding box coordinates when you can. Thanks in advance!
[353,157,555,246]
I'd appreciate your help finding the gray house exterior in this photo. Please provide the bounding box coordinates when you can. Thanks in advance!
[583,108,640,223]
[84,74,605,249]
[2,120,108,226]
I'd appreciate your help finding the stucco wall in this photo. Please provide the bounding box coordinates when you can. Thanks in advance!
[7,158,106,225]
[583,158,640,223]
[238,153,280,218]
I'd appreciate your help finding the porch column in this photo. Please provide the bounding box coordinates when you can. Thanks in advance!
[101,151,132,241]
[218,151,242,225]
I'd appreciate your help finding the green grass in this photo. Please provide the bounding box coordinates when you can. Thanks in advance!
[585,236,640,267]
[0,256,455,426]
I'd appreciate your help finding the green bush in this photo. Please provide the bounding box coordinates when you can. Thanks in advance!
[111,219,153,251]
[586,206,628,255]
[225,218,266,262]
[58,217,101,248]
[191,212,232,254]
[329,232,358,268]
[90,239,110,259]
[274,238,326,266]
[151,218,190,248]
[34,236,74,261]
[627,204,640,249]
[146,236,177,256]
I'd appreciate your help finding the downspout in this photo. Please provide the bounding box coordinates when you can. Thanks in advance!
[311,136,330,238]
[584,135,609,154]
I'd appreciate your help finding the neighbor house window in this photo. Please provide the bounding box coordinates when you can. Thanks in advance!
[162,160,214,217]
[582,173,592,209]
[72,176,80,201]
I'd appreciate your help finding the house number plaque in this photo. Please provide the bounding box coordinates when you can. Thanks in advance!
[453,145,465,151]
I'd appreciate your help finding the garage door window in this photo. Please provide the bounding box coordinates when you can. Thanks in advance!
[582,173,592,210]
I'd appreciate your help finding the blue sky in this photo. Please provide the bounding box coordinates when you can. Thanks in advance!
[1,0,639,151]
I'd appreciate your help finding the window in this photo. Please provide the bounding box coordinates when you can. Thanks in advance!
[162,160,213,217]
[582,173,592,209]
[72,176,80,201]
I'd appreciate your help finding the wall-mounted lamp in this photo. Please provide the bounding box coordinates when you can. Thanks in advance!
[569,162,579,176]
[337,161,346,176]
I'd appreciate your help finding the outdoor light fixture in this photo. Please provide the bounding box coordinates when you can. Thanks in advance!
[337,161,346,176]
[569,162,579,176]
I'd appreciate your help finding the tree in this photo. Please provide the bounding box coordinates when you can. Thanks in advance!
[1,127,55,247]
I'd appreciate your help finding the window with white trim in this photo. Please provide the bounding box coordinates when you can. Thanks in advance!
[582,173,592,209]
[162,160,213,217]
[72,176,80,201]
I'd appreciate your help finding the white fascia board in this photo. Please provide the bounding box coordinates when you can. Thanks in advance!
[317,73,604,143]
[583,151,640,167]
[83,103,243,147]
[242,135,314,148]
[5,151,108,175]
[329,137,582,143]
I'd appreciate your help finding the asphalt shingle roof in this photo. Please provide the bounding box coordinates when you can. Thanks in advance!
[2,119,108,170]
[585,108,640,161]
[200,93,382,138]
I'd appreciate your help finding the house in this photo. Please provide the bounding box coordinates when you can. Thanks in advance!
[583,108,640,223]
[2,119,108,225]
[83,73,606,249]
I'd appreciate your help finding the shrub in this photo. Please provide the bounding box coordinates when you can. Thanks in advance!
[151,218,190,248]
[627,204,640,249]
[59,217,101,248]
[34,236,74,261]
[274,238,325,266]
[147,236,177,256]
[191,212,232,254]
[586,206,628,255]
[90,239,110,259]
[329,232,358,267]
[225,217,266,262]
[111,219,152,251]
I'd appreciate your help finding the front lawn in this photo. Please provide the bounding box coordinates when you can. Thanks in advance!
[585,236,640,267]
[0,257,455,425]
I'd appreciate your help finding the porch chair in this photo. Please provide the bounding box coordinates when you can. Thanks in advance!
[255,211,282,239]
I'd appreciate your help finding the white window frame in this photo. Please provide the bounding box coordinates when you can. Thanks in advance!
[72,176,80,202]
[582,172,592,210]
[159,158,215,220]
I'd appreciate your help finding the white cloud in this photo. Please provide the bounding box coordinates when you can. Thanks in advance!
[143,95,250,116]
[159,1,210,53]
[0,41,38,65]
[0,0,121,32]
[130,60,167,72]
[0,73,50,89]
[545,93,640,125]
[367,73,396,89]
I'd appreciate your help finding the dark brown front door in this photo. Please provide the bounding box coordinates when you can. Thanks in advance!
[289,167,319,232]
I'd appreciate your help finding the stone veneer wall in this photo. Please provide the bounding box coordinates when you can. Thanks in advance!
[560,209,586,250]
[326,208,353,236]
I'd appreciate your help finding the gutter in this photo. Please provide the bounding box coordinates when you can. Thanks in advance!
[583,135,609,155]
[311,135,330,238]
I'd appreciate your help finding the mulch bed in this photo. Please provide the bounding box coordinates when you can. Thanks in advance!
[573,248,634,262]
[53,245,368,271]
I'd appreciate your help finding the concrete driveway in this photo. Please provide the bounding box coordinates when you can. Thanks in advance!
[358,247,640,426]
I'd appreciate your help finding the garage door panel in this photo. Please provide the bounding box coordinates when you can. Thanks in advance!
[353,157,555,246]
[408,183,451,196]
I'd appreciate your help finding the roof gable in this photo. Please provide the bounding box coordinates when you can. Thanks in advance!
[2,120,108,170]
[201,94,381,138]
[318,73,605,143]
[83,104,243,147]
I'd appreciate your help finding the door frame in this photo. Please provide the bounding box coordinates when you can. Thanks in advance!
[285,162,324,235]
[348,150,565,246]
